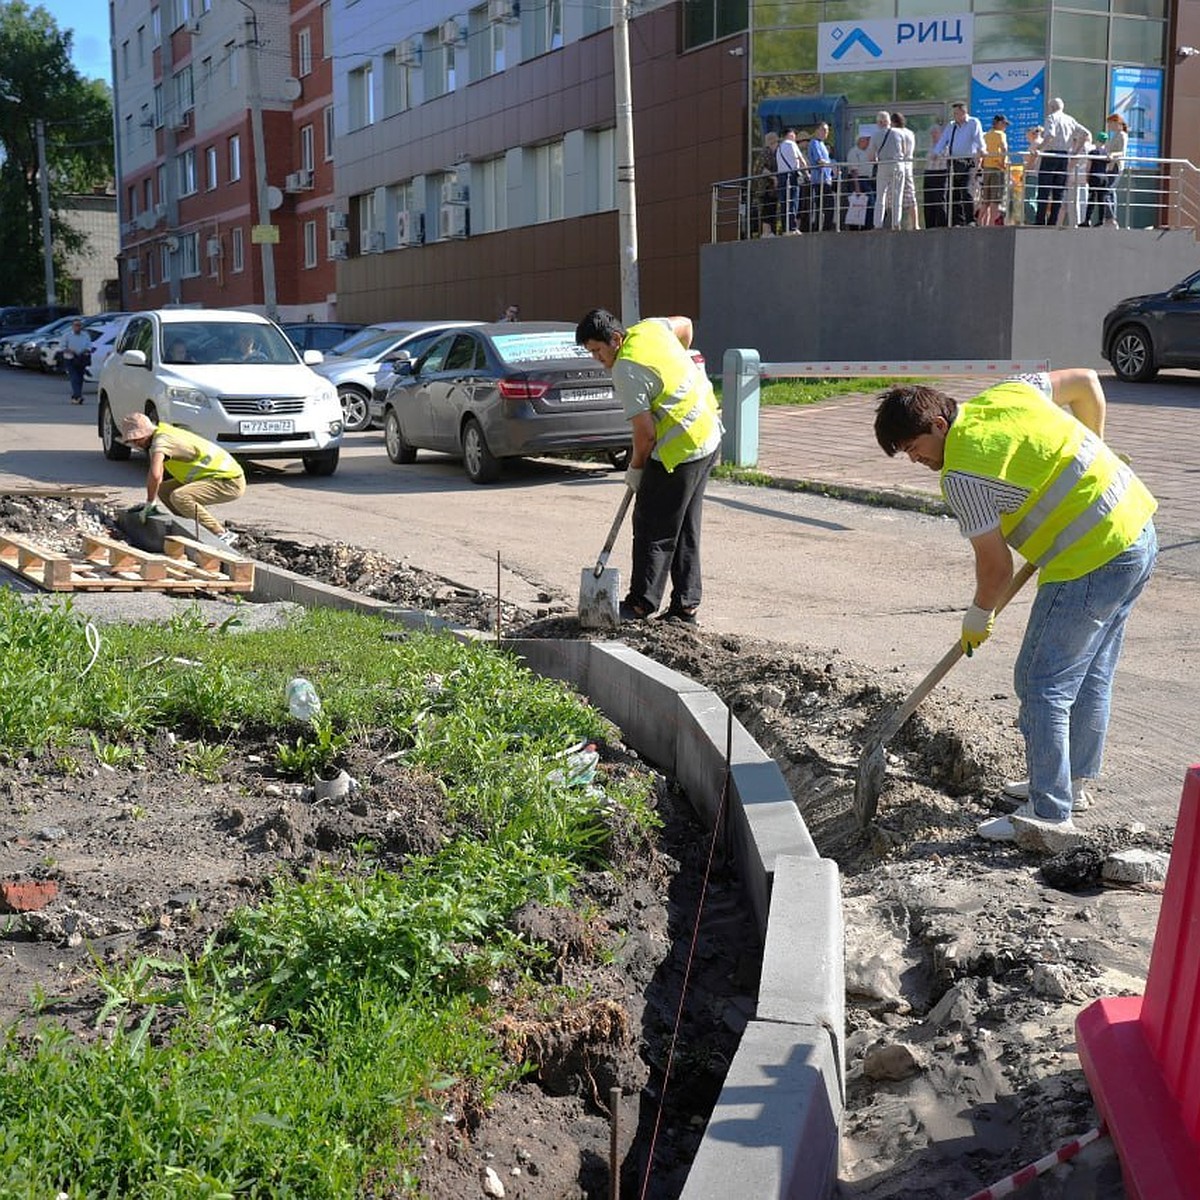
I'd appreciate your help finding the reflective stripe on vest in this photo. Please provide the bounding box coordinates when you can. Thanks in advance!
[157,422,243,484]
[943,381,1156,583]
[618,320,717,472]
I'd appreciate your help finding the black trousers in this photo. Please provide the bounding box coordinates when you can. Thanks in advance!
[627,448,718,614]
[923,168,948,227]
[1036,153,1068,226]
[948,159,975,226]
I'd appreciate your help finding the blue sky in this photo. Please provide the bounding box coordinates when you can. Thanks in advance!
[39,0,113,84]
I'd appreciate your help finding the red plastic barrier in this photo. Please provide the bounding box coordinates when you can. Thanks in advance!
[1075,765,1200,1200]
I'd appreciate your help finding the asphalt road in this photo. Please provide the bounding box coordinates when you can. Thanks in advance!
[1,365,1195,832]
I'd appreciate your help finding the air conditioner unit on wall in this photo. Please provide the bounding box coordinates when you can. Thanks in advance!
[439,204,467,240]
[440,177,469,205]
[164,235,181,252]
[487,0,519,23]
[285,170,313,194]
[328,210,349,231]
[396,209,423,246]
[395,38,421,66]
[329,240,348,259]
[206,237,222,258]
[168,110,190,132]
[439,18,464,47]
[184,18,201,34]
[363,230,386,253]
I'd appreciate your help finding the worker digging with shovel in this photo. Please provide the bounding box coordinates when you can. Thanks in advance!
[576,309,721,626]
[874,368,1157,849]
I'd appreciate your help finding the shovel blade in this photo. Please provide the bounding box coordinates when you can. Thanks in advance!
[579,566,621,631]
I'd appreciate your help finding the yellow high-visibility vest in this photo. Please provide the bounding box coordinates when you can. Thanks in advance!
[155,422,243,484]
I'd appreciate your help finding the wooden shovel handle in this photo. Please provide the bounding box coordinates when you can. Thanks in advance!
[879,560,1038,740]
[593,488,635,577]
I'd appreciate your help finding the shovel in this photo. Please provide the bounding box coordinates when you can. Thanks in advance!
[853,560,1037,827]
[578,487,635,631]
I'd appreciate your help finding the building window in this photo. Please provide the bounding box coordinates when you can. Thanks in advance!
[473,154,507,233]
[127,183,137,217]
[209,234,220,276]
[300,124,314,172]
[152,7,161,44]
[357,189,377,247]
[383,49,411,115]
[144,178,153,210]
[128,258,140,293]
[298,27,312,76]
[137,25,146,66]
[533,139,564,222]
[391,181,417,245]
[304,220,318,268]
[206,144,218,189]
[424,29,460,99]
[122,39,130,79]
[156,163,167,203]
[323,105,334,159]
[231,226,244,272]
[228,134,241,181]
[587,126,616,213]
[682,0,746,51]
[147,250,156,288]
[161,243,172,283]
[180,232,200,278]
[226,39,239,88]
[322,2,332,58]
[348,63,374,129]
[153,83,163,127]
[124,113,133,152]
[140,104,151,144]
[175,64,194,113]
[178,148,197,196]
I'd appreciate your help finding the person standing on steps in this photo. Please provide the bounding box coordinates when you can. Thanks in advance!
[576,308,721,626]
[61,318,92,404]
[873,368,1157,848]
[118,412,246,546]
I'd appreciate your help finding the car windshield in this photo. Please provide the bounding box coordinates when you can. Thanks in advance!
[160,322,299,365]
[324,326,410,358]
[490,331,593,366]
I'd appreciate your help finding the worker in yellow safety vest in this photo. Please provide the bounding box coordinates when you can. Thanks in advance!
[874,369,1157,846]
[576,308,721,625]
[118,411,246,546]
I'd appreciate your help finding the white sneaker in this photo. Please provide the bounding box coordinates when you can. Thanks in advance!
[1002,777,1092,812]
[978,801,1077,843]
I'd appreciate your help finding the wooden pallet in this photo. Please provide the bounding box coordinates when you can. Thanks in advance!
[0,531,254,593]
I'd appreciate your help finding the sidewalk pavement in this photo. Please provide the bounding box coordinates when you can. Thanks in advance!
[754,373,1199,571]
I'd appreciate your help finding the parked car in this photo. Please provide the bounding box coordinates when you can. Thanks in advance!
[0,303,80,340]
[379,322,635,483]
[1102,269,1200,382]
[85,315,134,386]
[279,321,364,355]
[97,309,343,475]
[41,313,130,372]
[313,319,482,433]
[12,315,84,370]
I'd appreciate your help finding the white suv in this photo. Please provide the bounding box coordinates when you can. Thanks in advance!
[97,310,343,475]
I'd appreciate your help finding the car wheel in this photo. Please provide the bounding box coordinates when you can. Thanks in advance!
[607,448,631,471]
[338,385,371,433]
[302,448,340,476]
[462,417,500,484]
[1110,326,1157,383]
[99,400,131,461]
[384,408,418,464]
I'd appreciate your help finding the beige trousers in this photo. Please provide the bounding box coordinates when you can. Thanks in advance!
[159,474,246,535]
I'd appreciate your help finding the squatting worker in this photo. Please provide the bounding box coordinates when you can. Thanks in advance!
[576,308,721,625]
[874,369,1157,845]
[118,412,245,545]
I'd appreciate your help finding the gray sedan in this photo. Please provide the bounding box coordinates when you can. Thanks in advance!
[381,323,629,483]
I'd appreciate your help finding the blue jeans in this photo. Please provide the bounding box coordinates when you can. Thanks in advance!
[1014,521,1157,821]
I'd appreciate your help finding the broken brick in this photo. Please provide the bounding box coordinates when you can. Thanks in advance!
[0,878,58,913]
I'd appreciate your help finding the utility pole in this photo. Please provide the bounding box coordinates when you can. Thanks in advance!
[35,118,55,304]
[238,0,277,320]
[612,0,640,325]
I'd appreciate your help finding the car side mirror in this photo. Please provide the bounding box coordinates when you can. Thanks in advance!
[121,349,148,368]
[303,349,324,365]
[394,359,415,377]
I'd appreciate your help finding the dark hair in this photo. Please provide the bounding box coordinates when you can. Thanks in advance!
[890,112,906,128]
[874,385,958,456]
[575,308,624,346]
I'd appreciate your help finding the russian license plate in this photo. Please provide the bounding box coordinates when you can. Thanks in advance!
[562,389,610,404]
[239,419,294,435]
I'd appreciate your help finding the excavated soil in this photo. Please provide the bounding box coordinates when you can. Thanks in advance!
[1,494,1171,1199]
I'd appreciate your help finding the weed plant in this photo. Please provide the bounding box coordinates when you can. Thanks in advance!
[0,601,654,1196]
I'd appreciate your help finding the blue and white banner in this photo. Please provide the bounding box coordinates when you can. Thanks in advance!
[817,14,973,73]
[1111,67,1163,162]
[970,61,1045,145]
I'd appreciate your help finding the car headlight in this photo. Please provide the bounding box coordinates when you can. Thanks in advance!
[166,385,213,409]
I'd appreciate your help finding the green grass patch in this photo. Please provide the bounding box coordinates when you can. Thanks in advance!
[0,596,656,1196]
[710,376,917,407]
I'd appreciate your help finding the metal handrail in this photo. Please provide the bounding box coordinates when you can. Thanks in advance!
[711,154,1200,241]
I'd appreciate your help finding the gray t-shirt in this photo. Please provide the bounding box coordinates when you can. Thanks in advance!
[612,319,720,465]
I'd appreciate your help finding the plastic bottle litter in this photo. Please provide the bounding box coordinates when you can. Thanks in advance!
[548,740,599,787]
[286,677,322,722]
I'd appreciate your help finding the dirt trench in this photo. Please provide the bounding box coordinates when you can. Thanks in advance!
[2,493,1170,1198]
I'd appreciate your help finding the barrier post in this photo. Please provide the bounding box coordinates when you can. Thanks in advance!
[1075,764,1200,1199]
[721,347,760,467]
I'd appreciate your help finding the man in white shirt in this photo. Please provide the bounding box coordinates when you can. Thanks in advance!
[934,102,985,226]
[775,128,803,234]
[868,111,903,230]
[1035,97,1080,226]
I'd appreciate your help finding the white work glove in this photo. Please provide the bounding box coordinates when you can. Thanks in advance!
[961,604,995,657]
[138,501,161,523]
[624,466,644,494]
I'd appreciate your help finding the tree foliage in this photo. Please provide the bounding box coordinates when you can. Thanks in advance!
[0,2,114,303]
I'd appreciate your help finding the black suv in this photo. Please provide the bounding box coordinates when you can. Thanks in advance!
[0,304,81,337]
[1102,270,1200,382]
